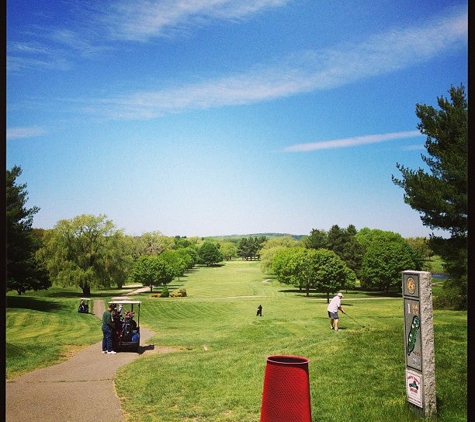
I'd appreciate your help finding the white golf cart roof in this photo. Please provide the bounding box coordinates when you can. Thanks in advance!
[109,299,141,304]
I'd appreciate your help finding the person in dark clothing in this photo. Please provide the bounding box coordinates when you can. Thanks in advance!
[256,304,263,317]
[102,305,116,354]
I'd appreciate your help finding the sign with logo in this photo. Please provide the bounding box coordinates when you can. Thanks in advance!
[402,271,436,417]
[406,369,423,407]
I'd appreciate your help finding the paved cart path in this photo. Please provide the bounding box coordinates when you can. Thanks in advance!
[6,292,156,422]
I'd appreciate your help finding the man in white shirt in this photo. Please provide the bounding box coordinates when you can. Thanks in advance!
[327,292,345,331]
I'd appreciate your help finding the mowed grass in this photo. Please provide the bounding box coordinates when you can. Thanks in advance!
[7,261,467,421]
[6,292,100,378]
[5,285,139,378]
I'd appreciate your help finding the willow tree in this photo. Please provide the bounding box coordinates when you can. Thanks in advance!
[37,214,133,295]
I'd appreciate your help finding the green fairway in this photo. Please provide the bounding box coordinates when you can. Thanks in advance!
[6,260,467,421]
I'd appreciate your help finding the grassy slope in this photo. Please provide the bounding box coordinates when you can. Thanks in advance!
[116,261,466,422]
[6,261,467,421]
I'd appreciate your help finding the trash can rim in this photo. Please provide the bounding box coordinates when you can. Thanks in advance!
[266,355,309,364]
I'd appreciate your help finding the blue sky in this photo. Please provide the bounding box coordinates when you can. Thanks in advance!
[7,0,467,238]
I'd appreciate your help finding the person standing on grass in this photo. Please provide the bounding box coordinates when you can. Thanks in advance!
[102,304,116,354]
[327,292,345,331]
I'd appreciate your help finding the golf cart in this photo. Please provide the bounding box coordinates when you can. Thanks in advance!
[78,298,91,313]
[109,300,141,352]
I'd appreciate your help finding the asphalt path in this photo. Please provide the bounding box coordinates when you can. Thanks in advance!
[6,294,156,422]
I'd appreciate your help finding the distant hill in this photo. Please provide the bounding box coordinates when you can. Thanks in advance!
[203,233,306,241]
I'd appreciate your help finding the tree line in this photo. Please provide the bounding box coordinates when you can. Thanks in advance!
[6,85,467,309]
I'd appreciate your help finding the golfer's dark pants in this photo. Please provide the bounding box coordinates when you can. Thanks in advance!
[102,324,113,352]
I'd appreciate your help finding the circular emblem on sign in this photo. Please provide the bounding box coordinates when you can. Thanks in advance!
[406,277,416,294]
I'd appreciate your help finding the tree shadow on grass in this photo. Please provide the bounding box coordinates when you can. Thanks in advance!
[6,296,63,312]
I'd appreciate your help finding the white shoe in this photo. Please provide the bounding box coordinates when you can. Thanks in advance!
[107,351,117,354]
[102,351,107,354]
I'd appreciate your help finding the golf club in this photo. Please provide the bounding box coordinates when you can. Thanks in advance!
[343,311,366,328]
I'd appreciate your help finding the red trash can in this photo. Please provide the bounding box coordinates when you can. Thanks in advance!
[260,355,312,422]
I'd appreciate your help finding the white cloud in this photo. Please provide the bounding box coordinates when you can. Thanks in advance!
[6,126,46,140]
[7,41,73,72]
[104,0,291,41]
[283,131,422,152]
[86,7,466,120]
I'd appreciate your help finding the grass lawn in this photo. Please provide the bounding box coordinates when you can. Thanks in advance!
[6,261,467,421]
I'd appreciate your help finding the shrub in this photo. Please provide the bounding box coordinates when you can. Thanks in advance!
[150,293,161,298]
[170,289,187,298]
[160,286,170,297]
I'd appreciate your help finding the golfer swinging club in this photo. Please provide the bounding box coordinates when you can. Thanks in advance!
[327,292,345,331]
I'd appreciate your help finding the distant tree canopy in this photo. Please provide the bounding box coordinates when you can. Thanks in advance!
[134,231,175,256]
[260,236,300,274]
[198,241,224,266]
[392,85,467,309]
[6,166,50,294]
[272,247,355,298]
[237,236,267,260]
[130,255,175,291]
[37,214,133,295]
[356,229,423,292]
[305,224,364,274]
[219,241,238,261]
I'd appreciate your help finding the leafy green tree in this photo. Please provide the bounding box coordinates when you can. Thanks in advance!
[311,248,356,302]
[392,85,467,308]
[303,228,327,250]
[198,241,224,266]
[237,236,267,260]
[6,166,50,294]
[159,249,187,278]
[175,247,198,270]
[130,255,175,292]
[405,237,434,271]
[272,247,304,289]
[357,229,423,292]
[272,247,355,298]
[260,236,299,274]
[304,225,363,275]
[326,224,364,274]
[134,231,175,256]
[37,214,132,295]
[219,241,238,261]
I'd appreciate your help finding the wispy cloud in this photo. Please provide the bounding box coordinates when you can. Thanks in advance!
[103,0,291,41]
[283,131,422,152]
[83,6,466,120]
[7,0,290,72]
[7,41,73,72]
[6,126,46,140]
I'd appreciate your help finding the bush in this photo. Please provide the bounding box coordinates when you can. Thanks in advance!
[170,289,187,298]
[150,293,161,298]
[160,286,170,297]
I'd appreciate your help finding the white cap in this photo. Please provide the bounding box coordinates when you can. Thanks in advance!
[337,292,343,297]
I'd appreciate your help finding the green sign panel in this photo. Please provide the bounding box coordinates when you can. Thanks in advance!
[403,274,422,371]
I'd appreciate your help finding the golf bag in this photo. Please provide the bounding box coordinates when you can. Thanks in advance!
[121,319,134,342]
